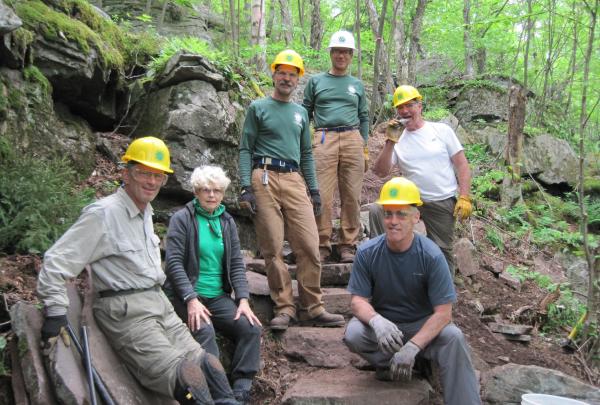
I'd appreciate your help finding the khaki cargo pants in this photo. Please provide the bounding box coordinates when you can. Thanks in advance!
[252,168,325,320]
[313,128,365,252]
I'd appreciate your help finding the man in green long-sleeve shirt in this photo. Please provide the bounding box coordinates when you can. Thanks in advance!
[303,30,370,264]
[238,49,345,331]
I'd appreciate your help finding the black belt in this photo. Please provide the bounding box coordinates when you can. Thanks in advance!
[253,157,298,172]
[253,163,298,173]
[315,125,359,132]
[99,285,160,298]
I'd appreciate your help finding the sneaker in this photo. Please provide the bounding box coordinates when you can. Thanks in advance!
[300,310,345,327]
[319,247,332,263]
[270,313,292,331]
[375,367,393,381]
[339,247,355,263]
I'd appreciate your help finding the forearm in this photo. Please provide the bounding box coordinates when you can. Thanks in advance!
[351,296,378,325]
[410,311,452,349]
[372,141,395,178]
[452,151,471,197]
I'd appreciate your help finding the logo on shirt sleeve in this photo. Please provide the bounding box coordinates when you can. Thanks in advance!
[347,85,357,96]
[294,112,303,127]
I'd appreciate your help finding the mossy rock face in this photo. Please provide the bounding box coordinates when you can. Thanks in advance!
[0,68,95,175]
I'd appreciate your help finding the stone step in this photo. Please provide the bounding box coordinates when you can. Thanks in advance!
[245,257,352,287]
[281,327,367,369]
[282,367,432,405]
[246,271,351,325]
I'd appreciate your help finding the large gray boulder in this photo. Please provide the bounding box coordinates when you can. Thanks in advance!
[472,126,578,186]
[127,54,244,201]
[0,0,21,35]
[452,85,508,123]
[482,364,600,405]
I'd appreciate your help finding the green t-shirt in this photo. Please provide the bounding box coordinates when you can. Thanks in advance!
[239,96,318,190]
[302,72,369,142]
[194,200,225,298]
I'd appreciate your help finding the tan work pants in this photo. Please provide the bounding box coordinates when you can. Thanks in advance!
[313,129,365,251]
[252,169,324,320]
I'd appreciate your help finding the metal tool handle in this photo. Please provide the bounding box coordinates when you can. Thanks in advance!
[66,322,116,405]
[81,326,98,405]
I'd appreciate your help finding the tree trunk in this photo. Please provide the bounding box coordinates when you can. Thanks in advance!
[577,0,599,362]
[298,0,307,45]
[407,0,428,84]
[565,2,579,116]
[522,0,533,89]
[463,0,475,78]
[279,0,293,45]
[368,0,389,125]
[145,0,152,15]
[251,0,267,72]
[158,0,169,28]
[474,0,510,75]
[229,0,239,56]
[355,0,362,79]
[266,0,276,40]
[392,0,406,84]
[365,0,391,90]
[501,85,526,207]
[309,0,323,51]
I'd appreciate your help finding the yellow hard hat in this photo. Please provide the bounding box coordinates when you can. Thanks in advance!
[376,177,423,206]
[271,49,305,77]
[392,85,422,107]
[121,136,174,173]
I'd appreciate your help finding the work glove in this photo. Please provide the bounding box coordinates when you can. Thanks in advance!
[41,314,70,347]
[310,189,322,216]
[239,186,256,215]
[389,341,421,381]
[363,146,370,173]
[368,314,404,354]
[453,195,473,220]
[385,119,404,143]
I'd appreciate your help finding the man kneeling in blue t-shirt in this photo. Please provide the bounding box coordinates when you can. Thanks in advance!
[343,177,481,405]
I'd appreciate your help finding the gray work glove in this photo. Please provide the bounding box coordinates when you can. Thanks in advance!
[368,314,404,354]
[309,189,322,216]
[239,186,256,215]
[385,119,404,143]
[390,341,421,381]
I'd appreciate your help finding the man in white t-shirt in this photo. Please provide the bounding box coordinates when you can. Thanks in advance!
[371,85,472,274]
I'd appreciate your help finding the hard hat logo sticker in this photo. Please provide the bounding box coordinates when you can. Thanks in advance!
[155,151,164,161]
[389,188,399,198]
[339,36,345,42]
[286,55,293,61]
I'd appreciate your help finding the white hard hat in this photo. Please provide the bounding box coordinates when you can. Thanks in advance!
[327,30,356,51]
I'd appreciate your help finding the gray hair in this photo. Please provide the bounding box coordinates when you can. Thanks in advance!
[190,165,231,192]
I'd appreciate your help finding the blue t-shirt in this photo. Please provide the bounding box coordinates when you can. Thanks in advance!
[347,233,456,323]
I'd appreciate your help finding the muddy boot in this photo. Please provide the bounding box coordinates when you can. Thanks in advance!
[319,247,333,263]
[300,310,345,327]
[175,359,214,405]
[269,313,292,331]
[339,246,355,263]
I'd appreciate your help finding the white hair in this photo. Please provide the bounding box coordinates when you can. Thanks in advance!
[190,165,231,192]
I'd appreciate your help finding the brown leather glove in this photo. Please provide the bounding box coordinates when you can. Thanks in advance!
[363,146,369,172]
[385,119,404,143]
[453,195,473,220]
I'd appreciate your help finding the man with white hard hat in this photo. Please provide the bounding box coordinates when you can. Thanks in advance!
[303,30,369,264]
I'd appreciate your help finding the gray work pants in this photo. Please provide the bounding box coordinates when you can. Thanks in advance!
[368,197,456,275]
[343,316,481,405]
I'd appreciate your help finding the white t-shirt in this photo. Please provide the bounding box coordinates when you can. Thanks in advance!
[392,121,463,201]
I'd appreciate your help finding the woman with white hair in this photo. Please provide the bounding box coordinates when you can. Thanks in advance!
[164,165,261,404]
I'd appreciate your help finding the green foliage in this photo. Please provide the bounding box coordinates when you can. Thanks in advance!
[459,79,506,94]
[0,142,94,254]
[23,65,51,98]
[148,36,230,78]
[423,107,450,121]
[485,228,504,252]
[472,169,503,200]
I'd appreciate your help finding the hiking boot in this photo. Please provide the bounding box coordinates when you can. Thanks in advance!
[375,367,393,381]
[301,310,345,327]
[270,313,292,331]
[319,247,333,263]
[233,389,251,405]
[339,246,355,263]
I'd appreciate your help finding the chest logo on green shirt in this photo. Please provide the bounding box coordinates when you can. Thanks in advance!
[347,85,357,97]
[294,112,303,127]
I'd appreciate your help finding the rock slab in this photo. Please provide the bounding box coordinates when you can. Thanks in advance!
[282,367,432,405]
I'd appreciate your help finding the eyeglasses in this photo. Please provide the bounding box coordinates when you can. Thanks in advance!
[130,168,168,185]
[198,188,224,196]
[331,48,353,55]
[383,210,413,219]
[396,101,420,111]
